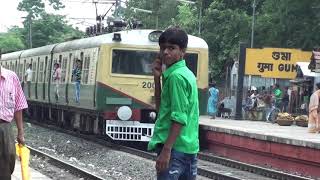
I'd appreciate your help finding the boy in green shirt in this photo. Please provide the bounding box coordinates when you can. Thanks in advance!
[148,27,199,180]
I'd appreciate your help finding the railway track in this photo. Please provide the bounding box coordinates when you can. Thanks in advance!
[27,120,313,180]
[28,146,105,180]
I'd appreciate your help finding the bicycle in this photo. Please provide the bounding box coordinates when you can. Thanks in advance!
[267,106,281,123]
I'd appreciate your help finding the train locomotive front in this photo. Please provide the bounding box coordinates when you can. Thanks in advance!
[96,30,209,141]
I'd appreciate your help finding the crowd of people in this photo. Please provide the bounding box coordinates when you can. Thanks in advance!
[243,84,290,122]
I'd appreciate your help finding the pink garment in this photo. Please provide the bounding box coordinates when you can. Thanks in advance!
[308,92,320,133]
[53,67,62,83]
[0,67,28,122]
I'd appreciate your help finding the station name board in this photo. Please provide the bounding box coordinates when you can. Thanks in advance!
[245,48,311,79]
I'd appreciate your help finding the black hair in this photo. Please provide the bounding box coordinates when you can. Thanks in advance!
[316,82,320,90]
[158,27,188,49]
[210,81,216,87]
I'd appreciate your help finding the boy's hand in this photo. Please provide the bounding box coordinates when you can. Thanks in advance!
[153,57,162,78]
[156,147,171,172]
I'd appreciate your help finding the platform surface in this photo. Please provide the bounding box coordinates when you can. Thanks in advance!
[200,116,320,149]
[12,160,51,180]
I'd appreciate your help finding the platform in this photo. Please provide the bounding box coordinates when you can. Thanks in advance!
[12,160,51,180]
[199,116,320,179]
[200,116,320,149]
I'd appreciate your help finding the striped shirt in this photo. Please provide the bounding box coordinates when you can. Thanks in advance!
[0,66,28,122]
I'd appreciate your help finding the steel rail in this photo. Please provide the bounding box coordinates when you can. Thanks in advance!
[28,146,106,180]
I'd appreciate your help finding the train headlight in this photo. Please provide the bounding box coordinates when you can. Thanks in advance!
[113,33,121,41]
[149,112,156,120]
[117,106,132,121]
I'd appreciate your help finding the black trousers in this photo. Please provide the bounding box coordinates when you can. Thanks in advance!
[0,122,16,180]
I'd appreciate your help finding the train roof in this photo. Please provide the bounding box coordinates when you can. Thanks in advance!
[1,51,23,61]
[1,29,208,59]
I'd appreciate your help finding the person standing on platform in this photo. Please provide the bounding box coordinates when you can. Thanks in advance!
[308,82,320,133]
[148,27,199,180]
[281,86,290,112]
[207,82,219,119]
[0,64,28,180]
[24,64,33,97]
[72,59,82,103]
[53,63,62,102]
[273,84,282,109]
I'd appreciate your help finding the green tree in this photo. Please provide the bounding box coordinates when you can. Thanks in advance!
[17,0,83,48]
[30,13,84,47]
[202,0,251,80]
[255,0,320,49]
[0,27,26,53]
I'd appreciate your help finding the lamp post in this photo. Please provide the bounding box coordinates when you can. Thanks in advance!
[251,0,256,48]
[177,0,201,36]
[248,0,256,88]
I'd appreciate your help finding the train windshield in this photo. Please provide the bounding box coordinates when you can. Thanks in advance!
[112,49,198,76]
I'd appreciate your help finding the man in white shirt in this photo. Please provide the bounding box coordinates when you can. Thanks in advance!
[24,64,33,97]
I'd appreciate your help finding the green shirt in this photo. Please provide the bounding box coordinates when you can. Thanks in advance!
[274,88,282,103]
[147,60,199,154]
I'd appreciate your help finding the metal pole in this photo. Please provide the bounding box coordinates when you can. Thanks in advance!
[235,42,247,120]
[198,0,202,36]
[251,0,256,48]
[248,0,256,88]
[29,16,32,48]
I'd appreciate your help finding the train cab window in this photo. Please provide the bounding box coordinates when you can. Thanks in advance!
[82,55,90,84]
[112,50,156,75]
[184,53,198,77]
[111,49,198,76]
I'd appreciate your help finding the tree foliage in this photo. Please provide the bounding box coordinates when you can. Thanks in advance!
[0,27,26,53]
[30,13,84,47]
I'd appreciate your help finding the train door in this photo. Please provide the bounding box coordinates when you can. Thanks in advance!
[38,57,45,101]
[67,52,77,105]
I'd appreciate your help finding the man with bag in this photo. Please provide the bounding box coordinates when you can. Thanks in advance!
[0,50,28,180]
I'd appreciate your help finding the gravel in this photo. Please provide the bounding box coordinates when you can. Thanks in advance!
[14,122,209,180]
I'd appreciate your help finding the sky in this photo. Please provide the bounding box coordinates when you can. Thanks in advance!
[0,0,115,32]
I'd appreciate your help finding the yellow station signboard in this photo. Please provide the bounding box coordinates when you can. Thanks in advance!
[245,48,312,79]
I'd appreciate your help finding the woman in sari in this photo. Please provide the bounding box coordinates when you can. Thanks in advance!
[308,83,320,133]
[207,82,219,119]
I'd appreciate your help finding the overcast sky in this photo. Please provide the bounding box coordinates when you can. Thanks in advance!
[0,0,115,32]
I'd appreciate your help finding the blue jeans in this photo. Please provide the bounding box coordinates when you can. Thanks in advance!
[75,81,80,102]
[156,145,197,180]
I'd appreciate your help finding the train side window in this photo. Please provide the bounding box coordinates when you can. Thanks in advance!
[82,54,90,84]
[32,60,37,82]
[80,52,84,62]
[19,63,23,81]
[44,56,48,83]
[61,57,67,83]
[39,60,44,83]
